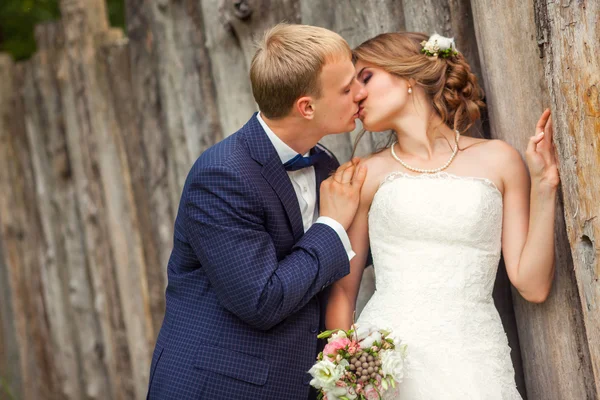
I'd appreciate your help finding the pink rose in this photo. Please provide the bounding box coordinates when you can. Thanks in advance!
[364,384,380,400]
[323,338,351,361]
[347,341,360,355]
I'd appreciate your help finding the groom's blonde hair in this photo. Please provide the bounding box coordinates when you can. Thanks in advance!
[250,23,352,119]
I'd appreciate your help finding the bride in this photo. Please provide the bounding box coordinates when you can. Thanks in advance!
[325,32,559,399]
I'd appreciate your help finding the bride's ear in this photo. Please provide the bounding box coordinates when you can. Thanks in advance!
[296,96,315,120]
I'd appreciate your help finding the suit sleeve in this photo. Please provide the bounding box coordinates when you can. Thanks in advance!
[183,164,350,331]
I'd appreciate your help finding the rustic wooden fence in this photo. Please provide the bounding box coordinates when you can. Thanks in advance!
[0,0,598,399]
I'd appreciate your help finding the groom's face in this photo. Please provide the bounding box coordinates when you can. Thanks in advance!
[311,57,367,135]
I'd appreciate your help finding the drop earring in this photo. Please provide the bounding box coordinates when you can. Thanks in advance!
[408,84,413,94]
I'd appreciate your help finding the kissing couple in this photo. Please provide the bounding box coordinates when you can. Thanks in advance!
[147,23,559,400]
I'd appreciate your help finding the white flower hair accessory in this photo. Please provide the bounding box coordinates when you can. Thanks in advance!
[420,33,458,58]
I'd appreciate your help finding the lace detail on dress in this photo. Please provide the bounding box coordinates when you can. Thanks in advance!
[377,170,501,196]
[358,171,521,400]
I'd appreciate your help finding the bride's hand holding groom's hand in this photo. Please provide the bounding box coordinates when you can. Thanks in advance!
[320,157,367,231]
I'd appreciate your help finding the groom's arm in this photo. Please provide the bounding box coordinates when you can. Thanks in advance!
[184,164,350,331]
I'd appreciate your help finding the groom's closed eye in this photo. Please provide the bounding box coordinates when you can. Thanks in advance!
[342,78,355,94]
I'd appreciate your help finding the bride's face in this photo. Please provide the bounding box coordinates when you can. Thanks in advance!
[355,60,412,132]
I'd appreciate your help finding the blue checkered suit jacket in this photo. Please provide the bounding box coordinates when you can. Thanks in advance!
[147,114,351,399]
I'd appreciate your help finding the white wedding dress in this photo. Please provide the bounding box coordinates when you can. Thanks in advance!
[357,171,522,400]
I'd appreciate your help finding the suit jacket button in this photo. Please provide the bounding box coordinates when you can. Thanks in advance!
[310,326,318,334]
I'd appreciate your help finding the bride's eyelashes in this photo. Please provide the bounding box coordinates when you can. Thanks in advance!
[360,73,372,85]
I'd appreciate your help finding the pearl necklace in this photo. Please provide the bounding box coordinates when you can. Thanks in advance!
[390,130,461,174]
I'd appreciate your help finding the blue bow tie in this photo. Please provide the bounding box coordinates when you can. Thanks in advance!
[283,150,329,171]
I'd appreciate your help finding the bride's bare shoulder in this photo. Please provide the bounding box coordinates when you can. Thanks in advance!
[359,149,395,179]
[462,137,527,192]
[462,137,521,161]
[357,149,395,204]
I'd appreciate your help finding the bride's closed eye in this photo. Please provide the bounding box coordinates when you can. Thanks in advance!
[360,73,372,85]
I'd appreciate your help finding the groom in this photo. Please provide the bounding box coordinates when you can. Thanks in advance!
[147,24,367,400]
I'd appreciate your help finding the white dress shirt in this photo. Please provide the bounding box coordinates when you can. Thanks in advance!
[257,113,355,260]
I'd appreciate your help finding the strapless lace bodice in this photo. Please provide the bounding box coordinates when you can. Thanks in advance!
[357,172,522,400]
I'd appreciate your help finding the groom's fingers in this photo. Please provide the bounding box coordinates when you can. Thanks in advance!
[341,164,355,184]
[334,160,353,183]
[351,165,367,189]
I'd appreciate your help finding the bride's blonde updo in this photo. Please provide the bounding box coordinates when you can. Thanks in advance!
[353,32,485,134]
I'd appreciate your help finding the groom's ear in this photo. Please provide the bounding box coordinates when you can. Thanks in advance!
[296,96,315,120]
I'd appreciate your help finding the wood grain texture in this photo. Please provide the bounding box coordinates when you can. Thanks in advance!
[537,0,600,396]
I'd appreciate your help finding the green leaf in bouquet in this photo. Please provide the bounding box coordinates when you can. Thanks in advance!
[390,378,396,388]
[381,378,389,391]
[317,329,338,339]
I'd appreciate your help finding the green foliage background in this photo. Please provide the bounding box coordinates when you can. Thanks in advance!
[0,0,125,61]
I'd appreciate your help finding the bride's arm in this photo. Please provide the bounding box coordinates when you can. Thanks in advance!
[501,109,559,303]
[326,200,371,330]
[326,161,379,330]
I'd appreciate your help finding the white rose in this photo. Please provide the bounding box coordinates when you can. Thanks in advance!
[330,330,347,341]
[387,333,403,348]
[359,331,382,349]
[354,323,376,341]
[428,33,456,51]
[324,385,358,400]
[380,349,406,383]
[308,359,346,390]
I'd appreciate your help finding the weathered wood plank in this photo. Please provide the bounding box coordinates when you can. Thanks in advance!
[0,54,60,400]
[96,32,166,343]
[21,23,85,400]
[124,0,223,200]
[0,55,32,400]
[470,0,596,398]
[200,0,258,135]
[0,211,22,400]
[124,0,176,316]
[537,0,600,395]
[225,0,302,67]
[94,31,157,398]
[58,1,134,398]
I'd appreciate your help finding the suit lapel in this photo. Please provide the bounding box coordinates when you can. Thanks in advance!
[246,114,305,242]
[313,144,338,209]
[261,157,305,242]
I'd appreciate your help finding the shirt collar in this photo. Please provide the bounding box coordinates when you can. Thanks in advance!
[257,112,308,164]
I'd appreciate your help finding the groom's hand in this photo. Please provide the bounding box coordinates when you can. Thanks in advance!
[319,158,367,230]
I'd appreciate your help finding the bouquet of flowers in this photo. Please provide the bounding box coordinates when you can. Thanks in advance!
[308,323,407,400]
